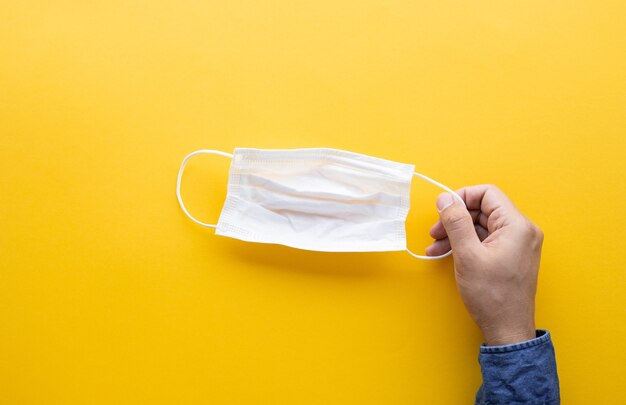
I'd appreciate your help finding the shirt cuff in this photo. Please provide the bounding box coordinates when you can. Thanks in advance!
[476,329,560,404]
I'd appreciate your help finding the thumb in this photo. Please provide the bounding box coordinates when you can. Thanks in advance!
[436,193,481,253]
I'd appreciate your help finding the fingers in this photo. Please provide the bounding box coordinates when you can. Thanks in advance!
[435,193,482,254]
[426,185,518,256]
[430,185,518,240]
[474,224,489,241]
[430,210,489,240]
[455,184,517,217]
[425,238,450,256]
[426,224,489,256]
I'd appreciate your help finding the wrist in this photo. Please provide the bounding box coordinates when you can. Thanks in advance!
[482,322,536,346]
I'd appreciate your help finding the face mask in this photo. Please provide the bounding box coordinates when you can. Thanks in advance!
[176,148,465,260]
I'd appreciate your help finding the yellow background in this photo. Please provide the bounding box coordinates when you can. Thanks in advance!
[1,1,625,403]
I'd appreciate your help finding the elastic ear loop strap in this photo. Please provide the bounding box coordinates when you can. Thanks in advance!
[406,173,466,260]
[176,149,233,228]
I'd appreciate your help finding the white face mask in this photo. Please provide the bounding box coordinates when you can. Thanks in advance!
[176,148,465,260]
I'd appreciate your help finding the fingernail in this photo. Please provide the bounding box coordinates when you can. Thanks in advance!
[437,193,455,212]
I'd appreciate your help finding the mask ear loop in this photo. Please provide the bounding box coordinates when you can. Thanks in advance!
[406,172,466,260]
[176,149,233,228]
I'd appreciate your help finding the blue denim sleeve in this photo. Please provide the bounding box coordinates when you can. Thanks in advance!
[475,330,560,404]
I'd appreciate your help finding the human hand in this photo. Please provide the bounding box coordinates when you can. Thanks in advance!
[426,185,543,346]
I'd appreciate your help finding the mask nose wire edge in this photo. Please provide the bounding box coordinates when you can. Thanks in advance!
[406,172,466,260]
[176,149,234,228]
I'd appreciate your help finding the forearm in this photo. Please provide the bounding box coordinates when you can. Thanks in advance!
[475,330,560,404]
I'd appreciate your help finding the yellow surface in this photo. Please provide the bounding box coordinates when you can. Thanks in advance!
[1,1,625,403]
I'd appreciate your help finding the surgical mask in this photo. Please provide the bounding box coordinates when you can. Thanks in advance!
[176,148,464,260]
